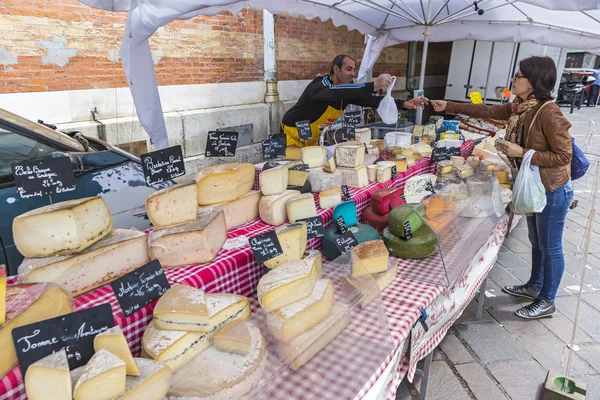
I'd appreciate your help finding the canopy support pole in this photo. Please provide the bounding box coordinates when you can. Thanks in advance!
[263,10,280,136]
[416,26,430,125]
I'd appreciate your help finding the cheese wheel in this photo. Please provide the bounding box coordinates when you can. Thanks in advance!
[322,223,380,261]
[361,206,389,233]
[195,163,255,205]
[382,226,438,259]
[371,188,405,215]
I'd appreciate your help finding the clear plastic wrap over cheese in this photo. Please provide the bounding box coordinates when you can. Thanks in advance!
[18,229,150,297]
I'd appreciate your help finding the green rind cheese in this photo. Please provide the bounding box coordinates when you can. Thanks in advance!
[388,205,424,238]
[322,223,381,260]
[382,226,438,259]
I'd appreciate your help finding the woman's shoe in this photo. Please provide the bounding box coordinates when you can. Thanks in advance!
[515,299,556,319]
[502,284,539,301]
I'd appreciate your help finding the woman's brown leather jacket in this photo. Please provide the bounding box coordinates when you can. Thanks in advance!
[446,101,572,192]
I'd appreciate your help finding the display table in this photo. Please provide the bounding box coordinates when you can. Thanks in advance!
[1,142,478,400]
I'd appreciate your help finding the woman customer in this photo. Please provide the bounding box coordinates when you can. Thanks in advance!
[432,56,574,320]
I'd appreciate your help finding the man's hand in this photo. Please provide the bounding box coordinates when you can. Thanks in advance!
[499,142,524,158]
[374,74,393,91]
[403,97,430,109]
[431,100,447,112]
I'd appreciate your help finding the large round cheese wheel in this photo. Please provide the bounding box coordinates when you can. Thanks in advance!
[322,223,381,260]
[382,226,438,259]
[361,206,389,233]
[388,205,425,239]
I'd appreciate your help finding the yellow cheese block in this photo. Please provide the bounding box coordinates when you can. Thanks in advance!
[318,187,342,209]
[73,349,126,400]
[119,358,172,400]
[286,194,317,223]
[390,158,408,173]
[259,166,288,196]
[195,163,255,205]
[94,326,140,376]
[322,157,337,173]
[25,349,72,400]
[285,146,303,160]
[145,181,198,229]
[494,170,509,184]
[301,146,327,168]
[351,240,389,277]
[258,257,318,312]
[198,190,261,230]
[214,320,252,355]
[258,190,301,226]
[264,222,308,269]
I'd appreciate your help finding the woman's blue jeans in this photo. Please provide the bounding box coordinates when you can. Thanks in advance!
[526,180,574,302]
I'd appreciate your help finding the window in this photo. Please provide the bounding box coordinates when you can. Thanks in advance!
[0,125,60,186]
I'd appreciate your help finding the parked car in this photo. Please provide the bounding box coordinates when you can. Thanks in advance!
[557,68,596,106]
[0,108,168,275]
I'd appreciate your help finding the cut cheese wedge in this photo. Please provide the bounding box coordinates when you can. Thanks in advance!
[94,326,140,376]
[288,168,309,187]
[318,187,342,209]
[146,181,198,229]
[322,157,336,173]
[367,164,377,182]
[264,222,307,269]
[19,229,150,297]
[13,196,113,258]
[258,257,318,312]
[267,279,334,342]
[154,288,251,333]
[258,190,301,226]
[376,161,396,183]
[142,321,212,372]
[351,240,389,277]
[286,193,317,223]
[303,250,323,278]
[285,146,302,160]
[259,165,288,195]
[340,166,369,188]
[25,349,71,400]
[149,209,226,268]
[195,163,255,205]
[309,169,343,192]
[168,322,266,400]
[214,320,252,355]
[0,283,73,378]
[301,146,327,168]
[73,349,126,400]
[118,358,171,400]
[274,302,350,370]
[335,144,365,168]
[198,190,261,230]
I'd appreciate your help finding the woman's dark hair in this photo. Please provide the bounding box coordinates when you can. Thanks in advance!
[519,56,557,101]
[330,54,354,75]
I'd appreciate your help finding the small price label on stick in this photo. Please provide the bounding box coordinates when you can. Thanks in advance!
[11,157,76,199]
[12,304,115,376]
[111,260,171,317]
[141,145,185,186]
[205,131,238,157]
[262,135,286,159]
[336,216,348,234]
[391,165,397,179]
[295,120,312,141]
[341,185,351,201]
[250,231,284,264]
[335,231,359,255]
[298,216,324,240]
[403,221,413,240]
[344,110,362,127]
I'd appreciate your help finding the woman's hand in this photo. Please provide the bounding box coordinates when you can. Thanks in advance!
[403,97,430,109]
[431,100,447,112]
[499,142,525,158]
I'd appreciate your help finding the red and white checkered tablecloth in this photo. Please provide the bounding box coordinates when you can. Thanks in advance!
[0,142,479,400]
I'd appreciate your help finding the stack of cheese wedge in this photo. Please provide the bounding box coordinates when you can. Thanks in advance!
[382,204,438,259]
[257,251,350,370]
[140,284,266,399]
[361,187,406,233]
[24,326,172,400]
[345,240,397,308]
[14,196,151,297]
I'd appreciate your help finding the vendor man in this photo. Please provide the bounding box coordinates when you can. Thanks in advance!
[281,54,428,147]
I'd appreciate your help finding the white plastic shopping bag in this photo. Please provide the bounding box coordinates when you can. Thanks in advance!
[510,150,547,214]
[377,76,398,124]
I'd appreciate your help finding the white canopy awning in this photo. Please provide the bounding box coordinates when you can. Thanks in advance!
[80,0,600,148]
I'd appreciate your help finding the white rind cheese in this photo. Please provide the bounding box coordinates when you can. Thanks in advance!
[94,325,140,376]
[214,320,252,355]
[19,229,150,297]
[118,358,172,400]
[25,349,72,400]
[146,181,199,229]
[376,161,396,184]
[286,193,317,223]
[340,166,369,188]
[301,146,327,168]
[257,257,318,312]
[199,190,261,230]
[258,190,301,226]
[149,209,227,268]
[308,169,343,192]
[73,349,126,400]
[263,222,307,269]
[195,163,255,205]
[13,196,114,258]
[318,187,342,209]
[335,144,365,168]
[168,322,266,400]
[259,166,288,196]
[267,279,334,342]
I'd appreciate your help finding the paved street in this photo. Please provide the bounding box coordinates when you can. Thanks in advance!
[397,105,600,400]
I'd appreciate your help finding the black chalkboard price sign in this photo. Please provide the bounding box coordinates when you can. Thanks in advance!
[299,216,324,240]
[205,131,238,157]
[295,120,312,141]
[250,230,284,263]
[391,165,398,179]
[336,216,348,234]
[335,231,359,254]
[111,260,171,317]
[431,145,461,163]
[11,157,76,199]
[141,145,185,186]
[344,110,362,127]
[340,125,356,142]
[12,304,115,375]
[262,135,286,159]
[403,221,413,240]
[341,185,351,201]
